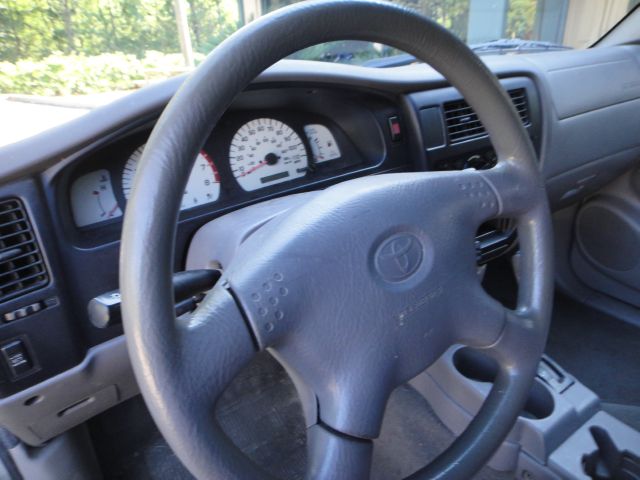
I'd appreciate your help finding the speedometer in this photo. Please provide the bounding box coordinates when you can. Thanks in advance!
[229,118,308,191]
[122,145,220,210]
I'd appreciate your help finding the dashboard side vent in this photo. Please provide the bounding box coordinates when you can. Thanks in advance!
[444,88,530,144]
[0,199,48,303]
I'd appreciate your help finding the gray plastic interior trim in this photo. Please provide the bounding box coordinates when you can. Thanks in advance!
[517,450,562,480]
[186,192,319,271]
[519,46,640,208]
[410,346,600,472]
[570,166,640,307]
[552,205,640,328]
[545,147,640,211]
[0,336,137,446]
[532,48,640,120]
[9,425,101,480]
[543,99,640,180]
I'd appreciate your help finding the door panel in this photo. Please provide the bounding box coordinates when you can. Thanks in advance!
[571,165,640,307]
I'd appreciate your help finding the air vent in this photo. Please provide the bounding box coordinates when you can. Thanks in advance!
[509,88,530,125]
[0,199,48,303]
[444,88,530,144]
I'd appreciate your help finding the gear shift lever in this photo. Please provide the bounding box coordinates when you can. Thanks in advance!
[582,426,640,480]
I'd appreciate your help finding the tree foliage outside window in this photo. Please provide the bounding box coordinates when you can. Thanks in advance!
[0,0,545,65]
[0,0,638,95]
[0,0,237,63]
[402,0,471,40]
[0,0,238,94]
[506,0,538,40]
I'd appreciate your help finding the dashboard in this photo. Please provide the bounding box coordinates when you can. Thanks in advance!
[1,46,640,447]
[58,87,406,246]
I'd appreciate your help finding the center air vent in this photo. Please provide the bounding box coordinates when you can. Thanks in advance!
[0,199,48,303]
[444,88,530,144]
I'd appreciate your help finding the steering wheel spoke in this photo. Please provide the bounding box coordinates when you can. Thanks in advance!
[307,424,374,480]
[449,283,509,349]
[176,285,258,405]
[484,305,547,369]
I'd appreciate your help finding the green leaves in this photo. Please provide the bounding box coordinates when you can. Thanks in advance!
[0,0,236,94]
[506,0,538,40]
[0,0,237,63]
[0,51,205,95]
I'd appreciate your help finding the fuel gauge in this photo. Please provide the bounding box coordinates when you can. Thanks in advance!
[304,124,341,164]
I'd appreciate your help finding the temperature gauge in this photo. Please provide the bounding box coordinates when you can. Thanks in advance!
[70,169,123,227]
[304,124,341,163]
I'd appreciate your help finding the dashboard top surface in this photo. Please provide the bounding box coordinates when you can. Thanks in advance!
[0,53,554,181]
[0,44,636,185]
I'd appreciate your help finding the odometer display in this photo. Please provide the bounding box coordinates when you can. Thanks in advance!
[229,118,308,191]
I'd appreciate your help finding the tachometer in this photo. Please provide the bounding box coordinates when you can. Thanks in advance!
[122,145,220,210]
[229,118,308,191]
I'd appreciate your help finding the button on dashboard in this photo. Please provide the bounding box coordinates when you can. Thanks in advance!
[388,116,402,142]
[3,301,44,323]
[1,339,35,378]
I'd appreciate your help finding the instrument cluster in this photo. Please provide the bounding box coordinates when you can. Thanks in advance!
[68,112,365,229]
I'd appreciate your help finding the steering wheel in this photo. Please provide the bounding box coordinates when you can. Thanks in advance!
[119,0,553,478]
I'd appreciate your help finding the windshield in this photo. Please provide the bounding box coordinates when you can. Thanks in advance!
[0,0,638,145]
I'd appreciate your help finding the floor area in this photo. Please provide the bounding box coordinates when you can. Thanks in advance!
[90,352,511,479]
[88,282,640,479]
[546,293,640,431]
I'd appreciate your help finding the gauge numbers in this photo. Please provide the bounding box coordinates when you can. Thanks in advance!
[304,124,341,163]
[70,169,123,227]
[230,118,308,191]
[122,145,220,210]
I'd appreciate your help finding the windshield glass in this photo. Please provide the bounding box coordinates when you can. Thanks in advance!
[0,0,638,145]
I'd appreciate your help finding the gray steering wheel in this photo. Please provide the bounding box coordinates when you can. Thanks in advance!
[119,0,554,478]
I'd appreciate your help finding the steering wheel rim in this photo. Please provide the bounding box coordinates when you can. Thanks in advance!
[119,1,554,478]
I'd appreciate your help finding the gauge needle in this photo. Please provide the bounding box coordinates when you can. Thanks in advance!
[108,204,120,217]
[239,160,267,177]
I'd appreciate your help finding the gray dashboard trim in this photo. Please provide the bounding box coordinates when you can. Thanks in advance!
[519,46,640,206]
[1,46,639,199]
[0,336,138,446]
[545,98,640,179]
[527,47,640,120]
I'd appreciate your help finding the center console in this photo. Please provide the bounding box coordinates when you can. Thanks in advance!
[410,346,640,479]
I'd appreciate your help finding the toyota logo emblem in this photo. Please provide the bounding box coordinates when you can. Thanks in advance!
[374,233,424,282]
